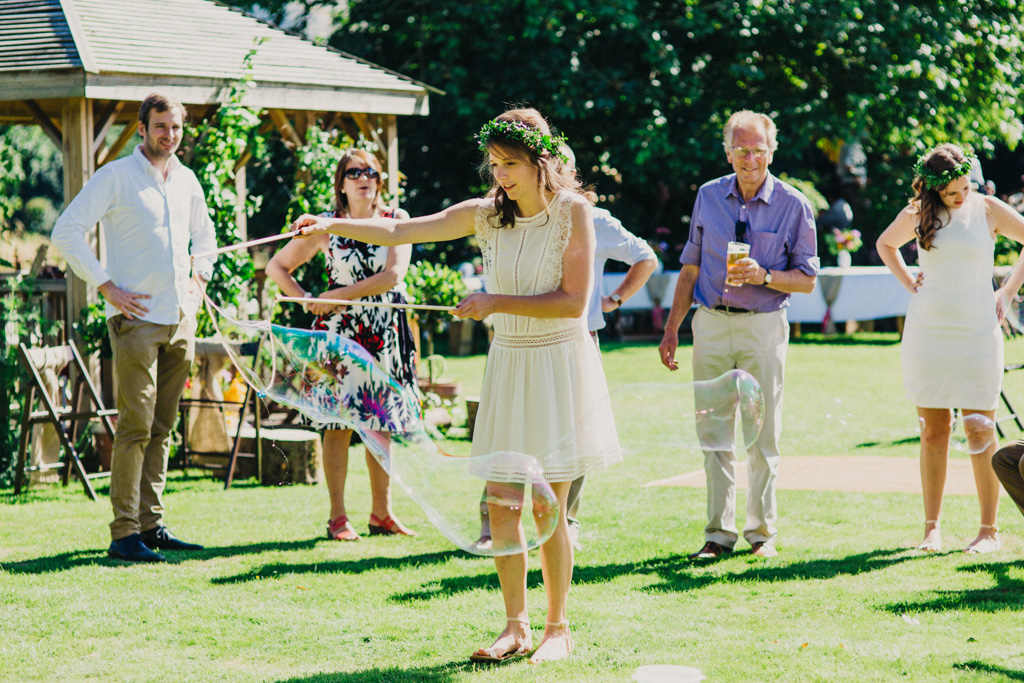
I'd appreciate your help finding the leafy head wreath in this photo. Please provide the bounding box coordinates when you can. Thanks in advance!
[913,147,977,191]
[476,119,570,163]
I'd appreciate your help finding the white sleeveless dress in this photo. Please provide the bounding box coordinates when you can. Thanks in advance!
[901,193,1002,410]
[470,191,622,482]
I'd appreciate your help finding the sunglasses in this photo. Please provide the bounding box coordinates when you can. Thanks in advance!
[735,220,748,243]
[343,167,380,180]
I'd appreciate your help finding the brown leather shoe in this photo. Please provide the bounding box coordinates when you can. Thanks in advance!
[750,541,778,558]
[688,541,732,560]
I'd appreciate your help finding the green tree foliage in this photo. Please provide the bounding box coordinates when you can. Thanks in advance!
[0,128,26,229]
[404,261,468,356]
[329,0,1024,252]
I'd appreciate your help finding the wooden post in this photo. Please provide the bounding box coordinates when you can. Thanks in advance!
[62,98,96,346]
[383,115,399,209]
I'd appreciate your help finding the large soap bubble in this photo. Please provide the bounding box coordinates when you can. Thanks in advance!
[205,296,558,556]
[362,430,558,556]
[610,369,765,452]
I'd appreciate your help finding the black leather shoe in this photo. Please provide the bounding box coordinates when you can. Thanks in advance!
[140,526,204,551]
[108,533,166,563]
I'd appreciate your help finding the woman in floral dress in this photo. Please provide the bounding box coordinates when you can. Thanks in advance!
[267,149,417,541]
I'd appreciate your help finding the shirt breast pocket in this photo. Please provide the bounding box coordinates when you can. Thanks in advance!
[748,228,788,270]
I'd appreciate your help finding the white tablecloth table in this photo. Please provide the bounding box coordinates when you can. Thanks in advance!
[602,266,915,324]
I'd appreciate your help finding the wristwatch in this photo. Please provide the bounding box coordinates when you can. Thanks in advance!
[763,269,773,285]
[610,293,622,308]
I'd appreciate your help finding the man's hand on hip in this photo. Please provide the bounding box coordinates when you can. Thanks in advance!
[98,280,151,320]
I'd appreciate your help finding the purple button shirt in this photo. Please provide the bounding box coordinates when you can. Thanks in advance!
[680,172,819,312]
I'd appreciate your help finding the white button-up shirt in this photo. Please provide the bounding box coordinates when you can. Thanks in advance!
[52,146,217,325]
[589,207,657,332]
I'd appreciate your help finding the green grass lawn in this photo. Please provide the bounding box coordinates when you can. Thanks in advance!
[3,333,1024,682]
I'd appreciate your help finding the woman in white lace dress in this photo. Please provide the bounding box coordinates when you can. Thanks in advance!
[877,143,1024,554]
[291,108,621,664]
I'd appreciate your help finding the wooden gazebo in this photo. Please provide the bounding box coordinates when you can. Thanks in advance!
[0,0,436,331]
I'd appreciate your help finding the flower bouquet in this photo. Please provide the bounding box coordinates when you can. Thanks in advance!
[826,228,862,267]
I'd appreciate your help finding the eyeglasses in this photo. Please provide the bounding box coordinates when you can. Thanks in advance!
[735,220,748,243]
[730,146,770,159]
[343,167,380,180]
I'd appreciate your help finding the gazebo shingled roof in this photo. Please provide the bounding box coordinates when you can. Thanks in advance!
[0,0,436,338]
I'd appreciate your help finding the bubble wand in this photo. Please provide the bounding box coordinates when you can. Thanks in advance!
[275,295,457,313]
[191,230,301,260]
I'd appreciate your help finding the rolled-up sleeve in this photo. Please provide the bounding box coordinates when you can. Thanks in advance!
[187,176,217,280]
[50,169,116,288]
[788,200,820,276]
[680,192,704,267]
[597,213,657,265]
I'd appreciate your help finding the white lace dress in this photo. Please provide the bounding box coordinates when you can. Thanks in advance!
[901,193,1002,410]
[470,190,622,482]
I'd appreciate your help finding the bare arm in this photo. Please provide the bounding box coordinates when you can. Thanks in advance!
[603,258,658,312]
[876,206,923,294]
[454,199,595,321]
[987,196,1024,318]
[292,200,479,246]
[658,264,699,371]
[265,232,329,298]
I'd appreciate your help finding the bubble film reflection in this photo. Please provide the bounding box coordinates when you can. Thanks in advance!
[205,296,558,556]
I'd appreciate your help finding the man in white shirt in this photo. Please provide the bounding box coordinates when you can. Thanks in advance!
[52,93,217,563]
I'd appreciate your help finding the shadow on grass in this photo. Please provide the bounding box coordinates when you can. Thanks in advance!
[855,436,920,449]
[1,538,326,574]
[388,547,913,602]
[789,334,900,347]
[211,550,464,585]
[884,559,1024,614]
[275,661,478,682]
[953,661,1024,680]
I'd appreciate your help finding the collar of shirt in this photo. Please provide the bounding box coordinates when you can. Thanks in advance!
[726,172,776,207]
[131,144,182,183]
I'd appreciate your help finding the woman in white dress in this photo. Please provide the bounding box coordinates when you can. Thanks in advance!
[877,143,1024,554]
[291,108,621,664]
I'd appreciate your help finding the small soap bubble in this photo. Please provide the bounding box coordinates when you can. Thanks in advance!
[955,413,997,455]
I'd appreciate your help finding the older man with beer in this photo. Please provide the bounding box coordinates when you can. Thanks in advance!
[658,110,819,559]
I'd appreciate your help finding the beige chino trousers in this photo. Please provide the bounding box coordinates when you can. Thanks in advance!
[691,306,788,548]
[107,314,194,541]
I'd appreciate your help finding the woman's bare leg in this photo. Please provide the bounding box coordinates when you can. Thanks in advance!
[530,480,574,664]
[917,408,951,551]
[472,483,531,659]
[322,429,353,521]
[963,409,1001,553]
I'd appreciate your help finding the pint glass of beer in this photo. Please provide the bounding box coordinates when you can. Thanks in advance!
[726,241,750,287]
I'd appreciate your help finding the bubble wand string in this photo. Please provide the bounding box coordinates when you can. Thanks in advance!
[191,230,301,260]
[275,295,457,313]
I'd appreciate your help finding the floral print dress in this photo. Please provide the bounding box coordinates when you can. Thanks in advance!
[312,209,419,431]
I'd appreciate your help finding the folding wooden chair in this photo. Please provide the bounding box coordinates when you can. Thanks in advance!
[14,341,116,500]
[996,362,1024,439]
[176,340,262,489]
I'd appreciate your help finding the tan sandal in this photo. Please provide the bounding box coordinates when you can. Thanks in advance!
[470,617,532,663]
[964,524,1000,554]
[917,519,941,553]
[528,620,574,664]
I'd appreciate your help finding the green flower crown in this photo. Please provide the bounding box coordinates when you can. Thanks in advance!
[476,120,569,163]
[913,149,977,190]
